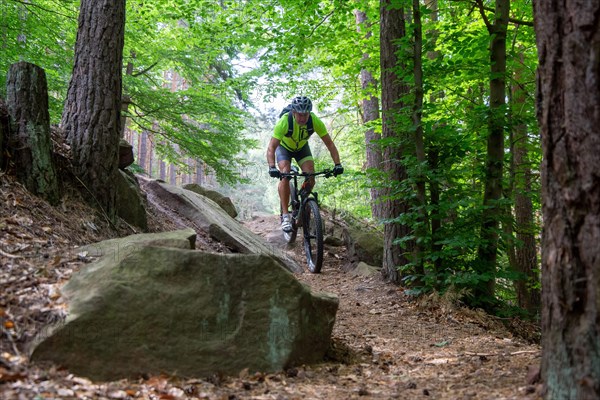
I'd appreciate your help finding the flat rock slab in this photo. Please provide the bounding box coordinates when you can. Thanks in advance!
[144,179,302,273]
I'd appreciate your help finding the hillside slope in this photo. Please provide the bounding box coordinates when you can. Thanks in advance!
[0,173,541,399]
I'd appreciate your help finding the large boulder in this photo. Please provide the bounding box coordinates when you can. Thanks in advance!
[142,178,301,273]
[31,230,338,381]
[183,183,238,219]
[78,227,197,257]
[343,225,384,268]
[351,261,380,277]
[116,169,148,231]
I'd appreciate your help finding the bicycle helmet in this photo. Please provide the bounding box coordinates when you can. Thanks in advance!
[291,96,313,113]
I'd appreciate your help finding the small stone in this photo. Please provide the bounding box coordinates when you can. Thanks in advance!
[57,388,74,397]
[108,390,128,399]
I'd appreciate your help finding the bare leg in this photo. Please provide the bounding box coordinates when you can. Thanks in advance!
[277,160,291,214]
[299,159,315,192]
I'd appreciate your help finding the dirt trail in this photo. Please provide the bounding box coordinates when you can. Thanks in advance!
[0,174,541,399]
[240,214,542,399]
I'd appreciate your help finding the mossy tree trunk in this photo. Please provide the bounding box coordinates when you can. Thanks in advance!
[6,62,60,205]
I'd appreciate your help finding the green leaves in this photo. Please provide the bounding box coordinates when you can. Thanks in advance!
[0,0,265,182]
[1,0,541,314]
[0,0,79,122]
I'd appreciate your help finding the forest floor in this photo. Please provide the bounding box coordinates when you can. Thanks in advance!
[0,172,542,399]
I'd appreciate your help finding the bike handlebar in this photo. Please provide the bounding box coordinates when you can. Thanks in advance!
[278,169,335,179]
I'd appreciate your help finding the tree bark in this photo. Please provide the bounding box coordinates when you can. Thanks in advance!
[0,99,8,169]
[534,1,600,398]
[475,0,509,305]
[120,50,135,138]
[60,0,126,220]
[425,0,444,277]
[354,9,383,219]
[195,161,203,185]
[139,130,149,173]
[380,0,413,283]
[169,164,177,185]
[6,62,60,205]
[159,159,167,181]
[412,0,428,279]
[511,50,540,315]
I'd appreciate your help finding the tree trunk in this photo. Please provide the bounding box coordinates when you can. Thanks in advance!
[511,50,540,315]
[169,164,177,185]
[425,0,443,278]
[534,1,600,398]
[411,0,428,279]
[139,130,149,173]
[120,50,135,138]
[147,135,154,176]
[475,0,509,306]
[354,9,383,219]
[159,159,167,181]
[380,0,413,284]
[195,161,203,185]
[0,99,8,169]
[6,62,60,205]
[60,0,126,220]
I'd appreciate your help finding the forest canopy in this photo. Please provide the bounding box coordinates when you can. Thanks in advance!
[4,1,600,397]
[2,0,539,312]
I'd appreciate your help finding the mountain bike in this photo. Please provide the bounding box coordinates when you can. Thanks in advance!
[278,166,335,273]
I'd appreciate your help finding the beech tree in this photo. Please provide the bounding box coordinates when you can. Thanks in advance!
[354,9,383,218]
[534,1,600,398]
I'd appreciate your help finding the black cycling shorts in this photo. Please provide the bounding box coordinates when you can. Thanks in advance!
[275,144,313,166]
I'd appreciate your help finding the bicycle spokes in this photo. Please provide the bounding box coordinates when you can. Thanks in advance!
[303,199,324,273]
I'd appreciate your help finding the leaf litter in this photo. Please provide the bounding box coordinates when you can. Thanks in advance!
[0,172,542,399]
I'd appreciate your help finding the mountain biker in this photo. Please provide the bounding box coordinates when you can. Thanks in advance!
[266,96,343,233]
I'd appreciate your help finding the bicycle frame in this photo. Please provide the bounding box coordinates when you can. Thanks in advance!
[281,167,333,226]
[277,167,335,273]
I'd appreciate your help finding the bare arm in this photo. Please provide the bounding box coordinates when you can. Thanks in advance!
[320,134,341,165]
[266,137,281,167]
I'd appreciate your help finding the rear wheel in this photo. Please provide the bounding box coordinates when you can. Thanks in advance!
[283,180,298,243]
[303,198,323,273]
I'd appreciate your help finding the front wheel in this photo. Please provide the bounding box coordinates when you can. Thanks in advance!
[303,198,324,273]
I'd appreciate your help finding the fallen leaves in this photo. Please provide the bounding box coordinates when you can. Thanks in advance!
[0,173,543,400]
[0,248,22,259]
[0,367,27,383]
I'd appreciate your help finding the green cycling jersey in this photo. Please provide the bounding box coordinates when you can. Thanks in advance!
[273,112,328,151]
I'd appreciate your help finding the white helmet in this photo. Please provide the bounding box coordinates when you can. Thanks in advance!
[291,96,312,113]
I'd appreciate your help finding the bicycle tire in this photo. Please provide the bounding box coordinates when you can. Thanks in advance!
[303,198,324,273]
[283,180,298,243]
